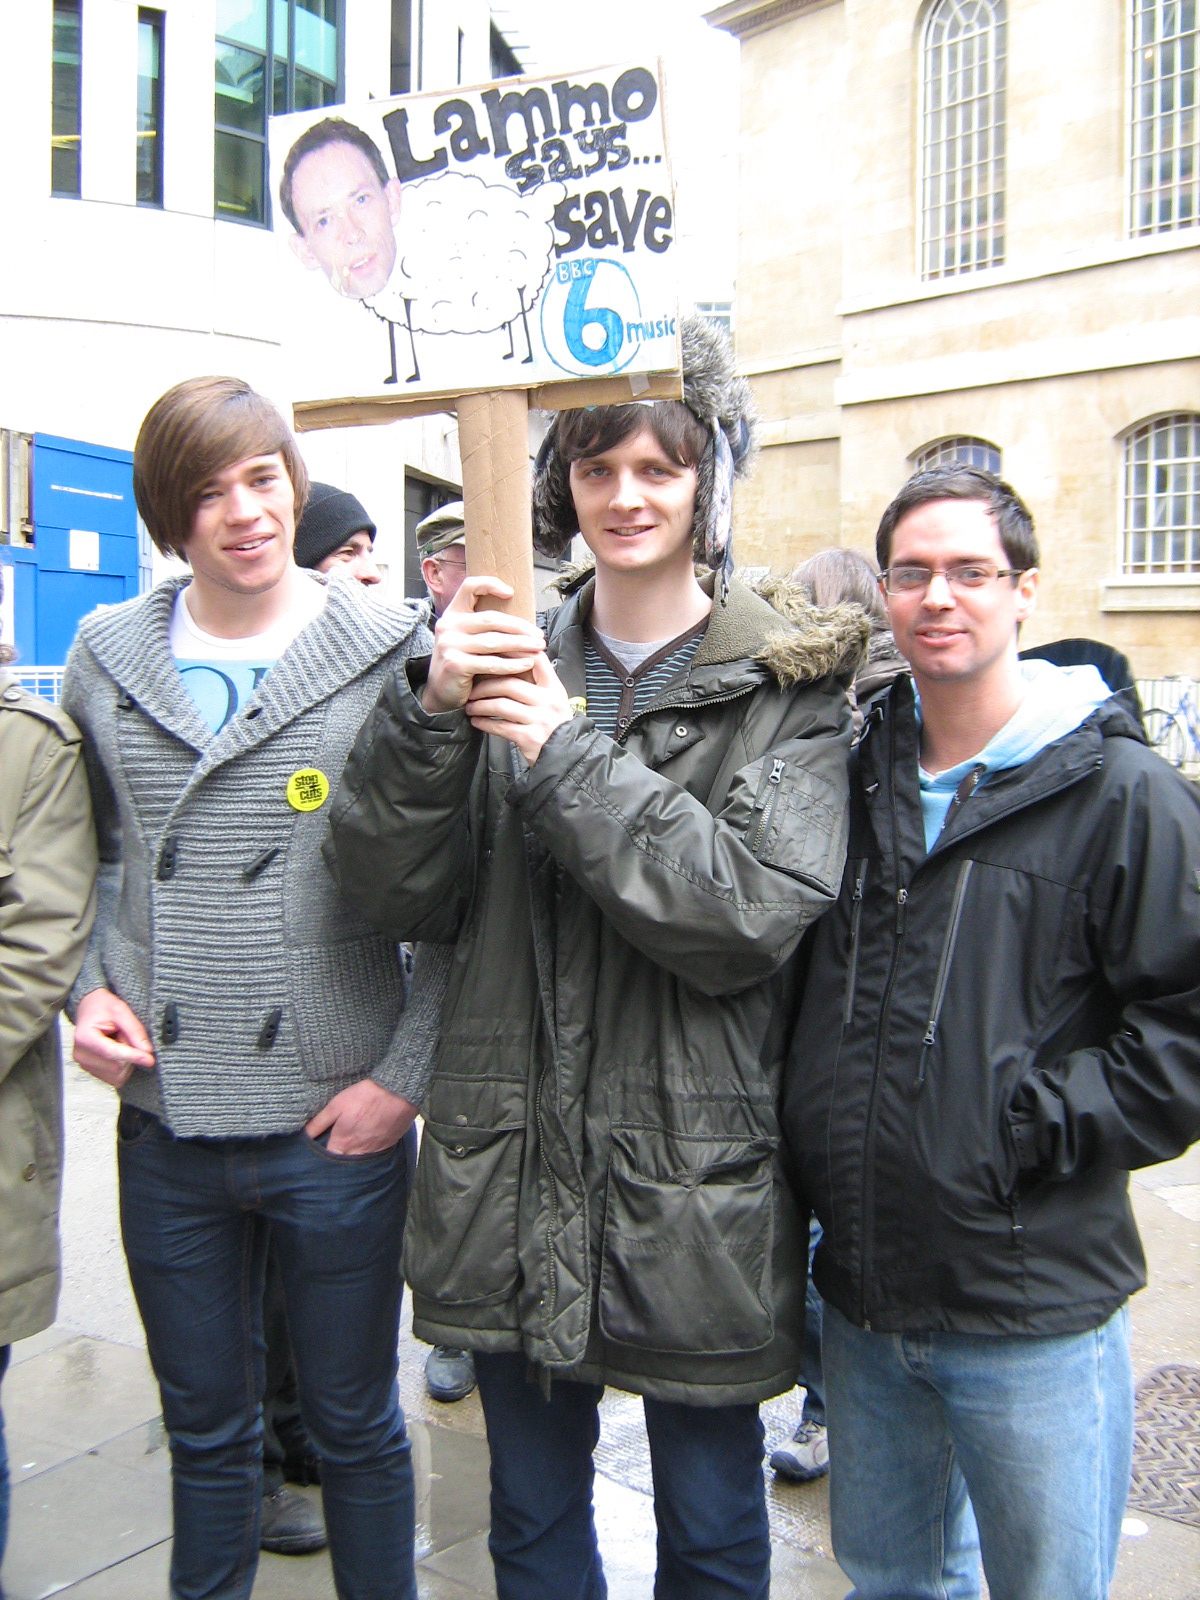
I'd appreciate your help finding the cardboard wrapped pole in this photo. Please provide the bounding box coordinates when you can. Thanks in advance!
[457,390,536,623]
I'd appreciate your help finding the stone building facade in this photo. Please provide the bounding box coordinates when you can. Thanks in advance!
[709,0,1199,674]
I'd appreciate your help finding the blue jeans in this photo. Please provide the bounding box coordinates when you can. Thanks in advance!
[475,1351,770,1600]
[0,1342,9,1592]
[801,1217,825,1426]
[118,1105,417,1600]
[822,1301,1133,1600]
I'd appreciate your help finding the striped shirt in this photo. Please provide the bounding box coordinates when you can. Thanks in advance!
[583,620,707,740]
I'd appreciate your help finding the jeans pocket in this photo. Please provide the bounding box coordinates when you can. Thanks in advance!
[116,1102,164,1148]
[403,1121,523,1307]
[304,1130,399,1163]
[598,1130,776,1356]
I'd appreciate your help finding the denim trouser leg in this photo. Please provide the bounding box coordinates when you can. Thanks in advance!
[643,1396,769,1600]
[475,1352,607,1600]
[118,1108,416,1600]
[822,1301,1134,1600]
[801,1217,826,1426]
[0,1342,11,1586]
[475,1351,769,1600]
[269,1133,415,1598]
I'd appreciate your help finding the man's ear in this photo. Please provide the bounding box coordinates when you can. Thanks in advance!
[1015,565,1039,622]
[289,231,321,273]
[385,178,403,226]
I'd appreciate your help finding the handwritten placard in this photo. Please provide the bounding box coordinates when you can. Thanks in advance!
[268,62,681,415]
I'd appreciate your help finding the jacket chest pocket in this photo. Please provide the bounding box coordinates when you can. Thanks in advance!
[598,1129,776,1356]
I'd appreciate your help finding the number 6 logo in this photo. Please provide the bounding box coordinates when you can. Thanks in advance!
[541,259,642,376]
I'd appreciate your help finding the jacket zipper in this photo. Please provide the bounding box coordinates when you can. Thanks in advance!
[859,714,908,1330]
[913,859,974,1092]
[615,684,757,746]
[748,758,786,855]
[843,860,868,1029]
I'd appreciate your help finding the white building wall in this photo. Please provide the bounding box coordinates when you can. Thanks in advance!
[1,0,491,595]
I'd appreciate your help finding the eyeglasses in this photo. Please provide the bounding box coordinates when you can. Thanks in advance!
[880,563,1026,596]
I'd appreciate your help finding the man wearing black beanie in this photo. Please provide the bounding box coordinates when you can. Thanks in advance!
[295,481,381,585]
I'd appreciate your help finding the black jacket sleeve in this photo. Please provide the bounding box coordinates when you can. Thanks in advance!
[1007,753,1200,1177]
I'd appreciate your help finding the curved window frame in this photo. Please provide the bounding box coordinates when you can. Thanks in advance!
[1120,413,1200,576]
[919,0,1007,280]
[912,436,1003,474]
[1129,0,1199,236]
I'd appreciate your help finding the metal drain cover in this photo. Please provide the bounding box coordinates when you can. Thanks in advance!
[1128,1365,1200,1530]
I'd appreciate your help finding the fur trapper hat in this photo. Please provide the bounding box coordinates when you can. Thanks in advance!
[532,313,757,569]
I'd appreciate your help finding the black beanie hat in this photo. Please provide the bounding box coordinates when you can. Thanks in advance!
[293,482,376,570]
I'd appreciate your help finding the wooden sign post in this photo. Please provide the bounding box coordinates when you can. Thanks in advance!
[457,390,536,621]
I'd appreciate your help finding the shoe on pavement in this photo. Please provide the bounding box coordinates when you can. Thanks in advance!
[260,1485,328,1555]
[425,1345,476,1402]
[769,1419,830,1482]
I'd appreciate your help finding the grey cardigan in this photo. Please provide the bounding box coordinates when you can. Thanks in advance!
[64,573,445,1137]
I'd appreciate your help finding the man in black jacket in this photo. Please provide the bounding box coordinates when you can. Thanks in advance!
[784,465,1200,1600]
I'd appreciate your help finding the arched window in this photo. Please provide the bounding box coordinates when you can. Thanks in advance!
[920,0,1007,279]
[1122,414,1200,573]
[912,436,1002,474]
[1129,0,1199,235]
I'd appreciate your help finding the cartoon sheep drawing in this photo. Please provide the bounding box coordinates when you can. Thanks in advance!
[376,171,565,383]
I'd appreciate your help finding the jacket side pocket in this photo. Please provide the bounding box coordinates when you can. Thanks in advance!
[598,1130,775,1356]
[403,1121,523,1307]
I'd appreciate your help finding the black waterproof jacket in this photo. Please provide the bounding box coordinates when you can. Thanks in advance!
[329,574,864,1403]
[784,676,1200,1336]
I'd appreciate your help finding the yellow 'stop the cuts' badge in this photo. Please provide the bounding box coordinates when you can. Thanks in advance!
[286,769,330,812]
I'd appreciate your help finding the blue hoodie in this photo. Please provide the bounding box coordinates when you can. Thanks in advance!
[917,660,1112,851]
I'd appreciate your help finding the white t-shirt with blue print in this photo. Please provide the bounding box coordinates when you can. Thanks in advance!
[169,584,325,735]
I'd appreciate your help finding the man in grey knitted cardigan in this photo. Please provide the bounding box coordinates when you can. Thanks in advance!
[62,376,440,1600]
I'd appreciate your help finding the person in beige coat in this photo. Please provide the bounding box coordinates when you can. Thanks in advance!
[0,565,97,1581]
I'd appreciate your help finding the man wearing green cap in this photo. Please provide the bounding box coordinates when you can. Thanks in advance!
[415,502,467,619]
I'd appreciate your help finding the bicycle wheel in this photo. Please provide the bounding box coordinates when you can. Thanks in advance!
[1143,707,1187,768]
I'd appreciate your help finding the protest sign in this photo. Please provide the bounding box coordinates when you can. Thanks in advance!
[269,63,683,617]
[269,62,682,417]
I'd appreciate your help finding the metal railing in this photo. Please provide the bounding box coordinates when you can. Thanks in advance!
[1137,676,1200,778]
[10,666,66,703]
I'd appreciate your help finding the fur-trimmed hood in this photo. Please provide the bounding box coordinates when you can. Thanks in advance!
[748,573,870,687]
[547,565,868,690]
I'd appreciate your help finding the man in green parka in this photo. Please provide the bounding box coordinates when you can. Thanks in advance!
[328,319,866,1600]
[0,564,97,1578]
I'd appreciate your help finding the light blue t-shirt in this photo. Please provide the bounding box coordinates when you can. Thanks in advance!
[917,660,1112,851]
[169,584,324,735]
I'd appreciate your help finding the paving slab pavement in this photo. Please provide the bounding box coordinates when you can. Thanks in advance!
[1,1053,1196,1598]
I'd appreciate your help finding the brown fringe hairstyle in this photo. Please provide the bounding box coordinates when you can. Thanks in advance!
[133,377,309,559]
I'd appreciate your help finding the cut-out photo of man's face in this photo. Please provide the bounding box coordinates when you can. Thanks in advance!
[283,124,402,301]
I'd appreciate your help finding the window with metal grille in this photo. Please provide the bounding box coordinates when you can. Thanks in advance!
[215,0,341,226]
[1122,414,1200,574]
[1130,0,1199,235]
[913,436,1002,474]
[920,0,1006,279]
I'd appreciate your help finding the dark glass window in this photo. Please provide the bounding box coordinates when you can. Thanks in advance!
[215,0,340,226]
[52,0,82,197]
[137,10,164,207]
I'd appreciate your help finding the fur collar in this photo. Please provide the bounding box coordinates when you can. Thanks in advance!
[548,565,867,688]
